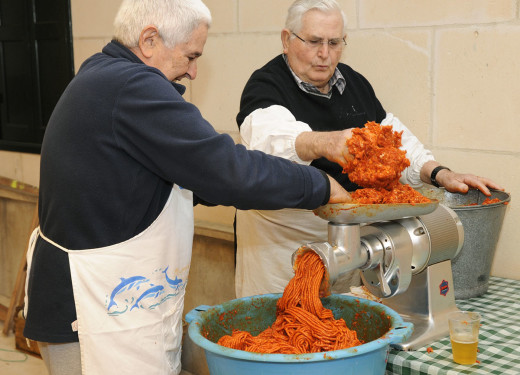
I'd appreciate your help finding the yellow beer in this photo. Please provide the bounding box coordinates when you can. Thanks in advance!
[449,311,481,365]
[451,338,478,364]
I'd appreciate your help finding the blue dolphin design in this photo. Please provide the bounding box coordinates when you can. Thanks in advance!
[130,285,164,311]
[107,276,147,311]
[163,266,183,289]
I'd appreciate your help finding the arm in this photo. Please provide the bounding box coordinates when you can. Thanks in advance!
[240,105,353,169]
[240,105,352,202]
[420,161,504,196]
[295,129,353,170]
[115,71,348,209]
[382,114,504,195]
[239,105,311,163]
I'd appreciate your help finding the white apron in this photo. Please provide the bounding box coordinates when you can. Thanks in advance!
[25,185,193,375]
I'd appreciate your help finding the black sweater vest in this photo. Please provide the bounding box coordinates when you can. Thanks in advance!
[237,54,387,191]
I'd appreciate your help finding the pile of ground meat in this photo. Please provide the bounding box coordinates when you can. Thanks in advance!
[343,121,430,204]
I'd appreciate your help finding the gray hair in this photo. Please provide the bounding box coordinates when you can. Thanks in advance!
[285,0,347,34]
[113,0,212,48]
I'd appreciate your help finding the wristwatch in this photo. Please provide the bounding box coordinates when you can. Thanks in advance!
[430,166,450,188]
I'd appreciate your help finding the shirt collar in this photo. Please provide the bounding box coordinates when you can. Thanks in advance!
[282,54,346,98]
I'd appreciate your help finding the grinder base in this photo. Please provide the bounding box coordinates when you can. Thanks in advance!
[383,261,459,351]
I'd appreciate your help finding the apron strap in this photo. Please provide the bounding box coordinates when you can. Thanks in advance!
[24,228,70,318]
[39,230,70,252]
[24,227,41,318]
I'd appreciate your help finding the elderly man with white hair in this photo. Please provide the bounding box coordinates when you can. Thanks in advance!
[22,0,353,374]
[235,0,503,299]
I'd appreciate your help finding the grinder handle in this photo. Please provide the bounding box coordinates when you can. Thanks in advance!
[376,264,392,297]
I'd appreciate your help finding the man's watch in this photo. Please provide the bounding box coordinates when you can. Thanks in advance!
[430,166,450,188]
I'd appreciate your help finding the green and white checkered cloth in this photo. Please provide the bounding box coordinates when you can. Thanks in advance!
[386,277,520,375]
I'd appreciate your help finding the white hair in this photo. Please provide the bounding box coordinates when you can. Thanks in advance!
[113,0,212,48]
[285,0,347,34]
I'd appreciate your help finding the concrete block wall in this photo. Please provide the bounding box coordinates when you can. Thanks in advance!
[0,0,518,279]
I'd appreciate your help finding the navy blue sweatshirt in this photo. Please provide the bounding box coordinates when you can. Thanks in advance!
[24,41,329,342]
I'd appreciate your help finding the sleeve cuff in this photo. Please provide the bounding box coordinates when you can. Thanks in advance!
[319,170,330,206]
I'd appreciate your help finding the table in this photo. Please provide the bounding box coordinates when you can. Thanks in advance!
[386,277,520,375]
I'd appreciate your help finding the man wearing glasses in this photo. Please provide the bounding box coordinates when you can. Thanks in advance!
[234,0,502,299]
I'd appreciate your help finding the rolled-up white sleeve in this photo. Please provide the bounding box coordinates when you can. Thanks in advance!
[381,113,435,187]
[239,105,312,165]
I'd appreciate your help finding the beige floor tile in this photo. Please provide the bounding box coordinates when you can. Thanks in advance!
[0,332,46,374]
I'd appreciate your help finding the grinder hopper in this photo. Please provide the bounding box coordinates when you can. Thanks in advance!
[292,200,464,350]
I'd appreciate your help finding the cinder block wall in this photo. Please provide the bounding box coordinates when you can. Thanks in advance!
[0,0,518,280]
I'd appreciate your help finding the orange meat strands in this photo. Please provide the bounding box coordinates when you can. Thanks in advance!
[217,251,362,354]
[344,121,430,204]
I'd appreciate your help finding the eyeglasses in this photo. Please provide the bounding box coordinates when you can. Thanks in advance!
[292,32,346,51]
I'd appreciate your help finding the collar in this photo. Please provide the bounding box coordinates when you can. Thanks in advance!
[282,54,346,98]
[103,40,143,64]
[102,40,186,95]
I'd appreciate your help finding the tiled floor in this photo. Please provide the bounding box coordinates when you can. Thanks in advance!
[0,332,46,375]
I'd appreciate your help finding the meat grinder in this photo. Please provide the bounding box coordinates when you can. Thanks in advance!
[292,200,464,350]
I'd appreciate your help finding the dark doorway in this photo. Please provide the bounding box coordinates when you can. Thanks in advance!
[0,0,74,154]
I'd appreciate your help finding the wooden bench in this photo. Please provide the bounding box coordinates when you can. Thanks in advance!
[0,176,39,356]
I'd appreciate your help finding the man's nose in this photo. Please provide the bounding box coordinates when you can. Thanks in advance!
[317,43,330,57]
[187,62,198,80]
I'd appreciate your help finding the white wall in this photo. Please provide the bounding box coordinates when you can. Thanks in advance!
[1,0,518,279]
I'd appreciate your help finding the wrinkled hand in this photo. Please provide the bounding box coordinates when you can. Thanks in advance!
[295,129,354,168]
[327,175,352,203]
[323,129,354,169]
[435,169,504,196]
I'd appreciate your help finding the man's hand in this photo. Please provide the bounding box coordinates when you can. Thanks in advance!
[421,161,504,196]
[295,129,353,168]
[327,175,352,203]
[435,170,504,196]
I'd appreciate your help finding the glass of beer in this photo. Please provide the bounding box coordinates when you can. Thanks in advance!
[448,311,481,365]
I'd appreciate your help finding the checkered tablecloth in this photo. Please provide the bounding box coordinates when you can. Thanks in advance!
[386,277,520,375]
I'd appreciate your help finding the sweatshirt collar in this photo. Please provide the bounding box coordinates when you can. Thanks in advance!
[102,40,186,95]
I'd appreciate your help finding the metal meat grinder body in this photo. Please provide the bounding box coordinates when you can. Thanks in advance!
[293,203,464,350]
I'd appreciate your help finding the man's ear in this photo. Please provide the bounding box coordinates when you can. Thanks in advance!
[281,29,291,53]
[138,25,160,59]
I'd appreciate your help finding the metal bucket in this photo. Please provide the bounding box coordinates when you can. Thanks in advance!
[185,293,413,375]
[420,188,510,299]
